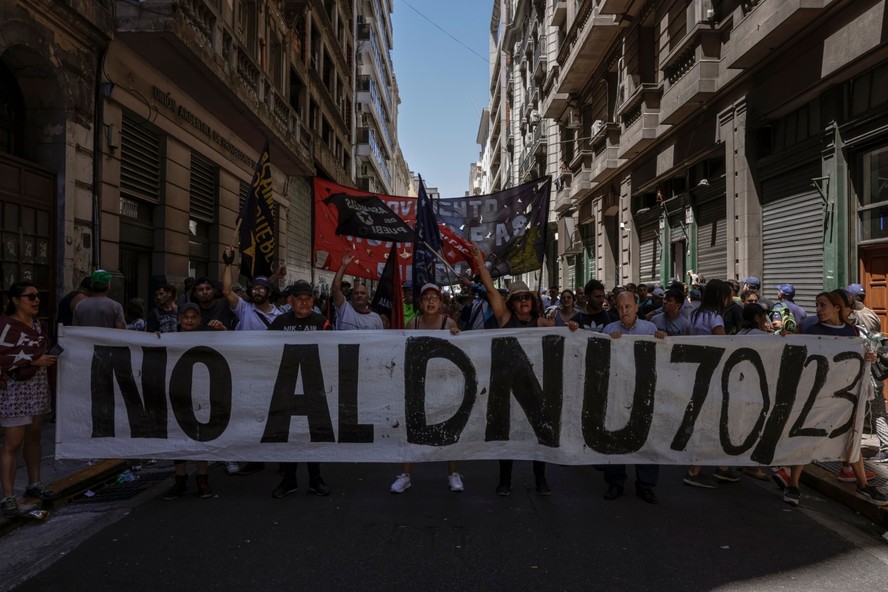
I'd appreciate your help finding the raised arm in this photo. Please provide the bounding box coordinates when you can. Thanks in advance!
[221,247,241,309]
[470,245,506,325]
[331,252,352,308]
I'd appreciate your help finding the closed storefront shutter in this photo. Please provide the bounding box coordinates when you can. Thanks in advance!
[762,166,823,311]
[637,221,660,284]
[694,179,727,282]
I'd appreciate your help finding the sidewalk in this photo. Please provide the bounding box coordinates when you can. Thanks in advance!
[0,418,125,534]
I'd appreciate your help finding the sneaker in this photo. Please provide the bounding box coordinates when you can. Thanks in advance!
[683,472,718,488]
[448,473,464,492]
[1,496,19,518]
[225,462,240,475]
[495,481,511,496]
[272,477,299,499]
[713,468,741,483]
[390,473,411,494]
[535,476,551,496]
[783,486,800,506]
[856,484,888,506]
[195,475,213,499]
[772,467,791,489]
[309,477,331,497]
[837,466,875,482]
[24,482,55,501]
[236,462,264,476]
[870,449,888,463]
[163,476,188,500]
[603,484,623,500]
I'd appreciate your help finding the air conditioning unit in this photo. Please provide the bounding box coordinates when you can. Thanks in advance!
[360,113,370,126]
[361,165,369,176]
[566,109,581,129]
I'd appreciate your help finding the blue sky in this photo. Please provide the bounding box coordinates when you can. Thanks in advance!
[391,0,492,198]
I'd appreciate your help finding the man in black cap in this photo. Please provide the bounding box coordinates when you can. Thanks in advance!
[266,281,332,497]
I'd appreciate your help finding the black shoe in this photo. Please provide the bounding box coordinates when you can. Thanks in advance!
[236,462,265,476]
[163,476,188,500]
[496,481,512,496]
[308,477,331,497]
[272,477,299,498]
[535,476,551,496]
[195,475,213,499]
[603,484,623,500]
[636,486,658,505]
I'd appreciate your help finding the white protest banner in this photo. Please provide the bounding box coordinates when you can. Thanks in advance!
[56,327,869,465]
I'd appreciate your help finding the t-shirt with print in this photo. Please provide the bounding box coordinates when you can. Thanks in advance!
[571,309,617,333]
[147,307,178,333]
[269,311,332,332]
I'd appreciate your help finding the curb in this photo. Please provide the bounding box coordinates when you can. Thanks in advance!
[0,459,127,538]
[801,464,888,528]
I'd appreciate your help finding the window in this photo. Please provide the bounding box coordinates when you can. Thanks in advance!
[189,152,218,277]
[858,145,888,242]
[0,61,24,156]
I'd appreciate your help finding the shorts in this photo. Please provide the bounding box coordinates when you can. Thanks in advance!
[0,410,49,428]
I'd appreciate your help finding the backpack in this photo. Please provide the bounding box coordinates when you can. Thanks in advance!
[770,303,796,333]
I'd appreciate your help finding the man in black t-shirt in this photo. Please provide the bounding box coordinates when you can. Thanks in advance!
[267,281,332,499]
[571,279,616,332]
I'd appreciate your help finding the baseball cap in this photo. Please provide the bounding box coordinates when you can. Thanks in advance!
[401,280,412,289]
[420,283,442,296]
[847,283,865,296]
[741,276,761,289]
[777,283,795,297]
[193,277,214,288]
[690,288,702,300]
[651,288,665,297]
[179,302,200,315]
[252,276,273,290]
[284,281,313,298]
[91,269,112,289]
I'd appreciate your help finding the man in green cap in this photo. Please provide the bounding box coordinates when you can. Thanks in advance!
[72,269,125,329]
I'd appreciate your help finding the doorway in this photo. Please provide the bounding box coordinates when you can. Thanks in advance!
[860,245,888,333]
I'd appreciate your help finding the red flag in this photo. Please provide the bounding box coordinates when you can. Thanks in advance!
[440,224,477,273]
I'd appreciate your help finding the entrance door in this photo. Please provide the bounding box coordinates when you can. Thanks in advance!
[861,246,888,333]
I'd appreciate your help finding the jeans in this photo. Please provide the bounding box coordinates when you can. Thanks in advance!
[869,382,888,452]
[498,459,545,483]
[279,462,321,480]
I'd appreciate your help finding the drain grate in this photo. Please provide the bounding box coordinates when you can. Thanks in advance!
[813,460,888,487]
[70,469,174,504]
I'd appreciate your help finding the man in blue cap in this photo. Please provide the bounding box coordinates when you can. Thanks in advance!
[770,283,806,333]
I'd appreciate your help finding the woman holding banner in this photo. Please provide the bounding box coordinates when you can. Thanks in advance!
[470,245,555,496]
[0,282,58,518]
[683,279,742,489]
[390,283,462,494]
[777,290,887,507]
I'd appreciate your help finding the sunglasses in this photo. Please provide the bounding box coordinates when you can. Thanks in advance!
[21,293,39,301]
[512,294,533,302]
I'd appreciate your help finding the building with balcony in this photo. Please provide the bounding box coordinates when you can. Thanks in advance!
[1,0,359,307]
[543,0,888,317]
[355,0,405,196]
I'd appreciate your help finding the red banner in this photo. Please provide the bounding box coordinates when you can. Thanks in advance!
[313,178,475,282]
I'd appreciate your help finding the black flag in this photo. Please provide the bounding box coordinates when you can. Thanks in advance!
[239,142,275,278]
[323,193,417,242]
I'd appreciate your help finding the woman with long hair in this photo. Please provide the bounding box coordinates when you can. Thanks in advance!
[684,279,741,488]
[775,290,887,507]
[551,289,578,326]
[0,282,58,517]
[471,245,555,496]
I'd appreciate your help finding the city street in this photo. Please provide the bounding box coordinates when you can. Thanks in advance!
[2,461,887,591]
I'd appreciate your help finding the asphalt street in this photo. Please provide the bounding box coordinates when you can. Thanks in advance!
[2,461,887,592]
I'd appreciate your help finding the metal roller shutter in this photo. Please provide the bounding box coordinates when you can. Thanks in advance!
[695,199,727,282]
[638,222,660,284]
[762,190,823,311]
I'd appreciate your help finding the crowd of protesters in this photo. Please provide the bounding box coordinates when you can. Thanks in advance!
[2,251,887,516]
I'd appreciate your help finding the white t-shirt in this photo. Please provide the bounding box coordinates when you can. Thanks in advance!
[335,300,383,330]
[688,310,724,335]
[232,298,282,331]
